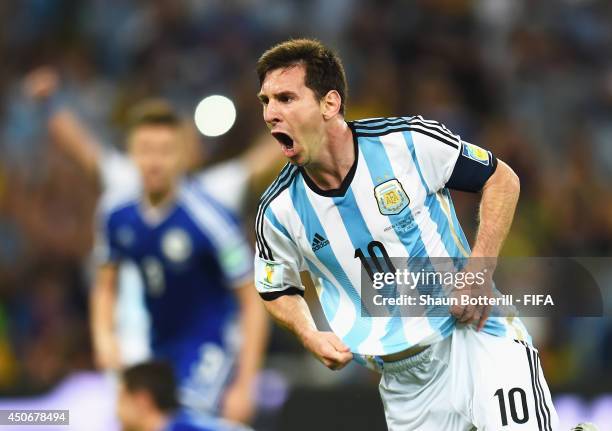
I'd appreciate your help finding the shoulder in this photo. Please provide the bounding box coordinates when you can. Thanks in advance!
[177,181,243,239]
[99,146,140,193]
[178,180,238,221]
[351,115,460,149]
[97,191,139,226]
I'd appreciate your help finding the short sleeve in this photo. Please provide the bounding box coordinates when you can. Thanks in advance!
[194,159,249,215]
[407,116,462,193]
[445,141,498,192]
[216,232,254,287]
[254,209,304,300]
[93,209,122,266]
[98,147,141,198]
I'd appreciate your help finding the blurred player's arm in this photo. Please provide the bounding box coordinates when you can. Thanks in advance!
[255,213,352,370]
[90,263,121,370]
[47,109,101,178]
[239,131,284,182]
[90,209,124,370]
[222,279,269,423]
[193,131,283,214]
[23,67,102,178]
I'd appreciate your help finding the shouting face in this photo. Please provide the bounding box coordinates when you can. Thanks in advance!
[258,64,327,166]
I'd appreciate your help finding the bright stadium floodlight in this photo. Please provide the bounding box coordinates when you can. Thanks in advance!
[194,95,236,137]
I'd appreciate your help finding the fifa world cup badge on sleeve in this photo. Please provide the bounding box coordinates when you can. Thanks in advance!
[257,259,284,289]
[374,179,410,215]
[462,143,490,165]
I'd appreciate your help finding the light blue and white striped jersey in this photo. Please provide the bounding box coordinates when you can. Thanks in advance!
[254,116,530,357]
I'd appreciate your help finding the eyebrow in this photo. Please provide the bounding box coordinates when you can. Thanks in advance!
[257,91,298,103]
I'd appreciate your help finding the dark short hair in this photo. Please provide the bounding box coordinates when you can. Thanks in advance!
[127,99,181,132]
[122,361,180,412]
[256,38,348,115]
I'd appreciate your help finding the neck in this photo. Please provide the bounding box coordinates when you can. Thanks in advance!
[139,410,170,431]
[144,185,175,209]
[303,118,354,190]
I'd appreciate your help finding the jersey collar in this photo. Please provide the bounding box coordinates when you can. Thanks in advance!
[299,121,359,198]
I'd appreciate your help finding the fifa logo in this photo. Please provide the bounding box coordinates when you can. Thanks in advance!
[264,263,274,284]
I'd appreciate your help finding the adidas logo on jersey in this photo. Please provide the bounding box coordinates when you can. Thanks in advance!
[311,233,330,251]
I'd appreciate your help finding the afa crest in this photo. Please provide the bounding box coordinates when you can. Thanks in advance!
[374,179,410,215]
[161,228,192,263]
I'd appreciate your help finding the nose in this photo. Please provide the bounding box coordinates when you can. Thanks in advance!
[263,100,280,126]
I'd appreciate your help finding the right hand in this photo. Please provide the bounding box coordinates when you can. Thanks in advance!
[301,330,353,370]
[93,333,121,370]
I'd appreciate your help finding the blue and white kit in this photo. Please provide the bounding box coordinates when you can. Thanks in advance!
[254,116,558,430]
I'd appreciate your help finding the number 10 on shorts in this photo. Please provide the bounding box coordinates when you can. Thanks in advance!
[494,387,529,426]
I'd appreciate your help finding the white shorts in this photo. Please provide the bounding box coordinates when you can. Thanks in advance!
[379,325,559,430]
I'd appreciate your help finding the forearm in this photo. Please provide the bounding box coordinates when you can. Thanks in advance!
[23,68,101,177]
[263,293,317,345]
[241,133,284,182]
[48,108,101,178]
[472,160,520,259]
[234,286,269,386]
[90,266,118,345]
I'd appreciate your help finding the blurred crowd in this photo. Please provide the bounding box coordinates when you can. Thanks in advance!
[0,0,611,397]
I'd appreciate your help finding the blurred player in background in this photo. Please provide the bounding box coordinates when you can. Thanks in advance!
[253,39,563,430]
[118,361,252,431]
[91,102,268,425]
[22,67,280,214]
[21,67,280,366]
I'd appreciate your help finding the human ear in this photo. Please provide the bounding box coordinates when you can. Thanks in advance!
[321,90,341,120]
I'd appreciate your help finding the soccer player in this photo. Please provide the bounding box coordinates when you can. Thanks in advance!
[253,39,559,430]
[22,67,281,365]
[118,361,252,431]
[21,66,281,213]
[91,104,268,425]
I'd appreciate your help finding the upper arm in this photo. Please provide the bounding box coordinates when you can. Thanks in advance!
[94,263,119,290]
[408,116,497,193]
[481,159,519,192]
[255,208,305,301]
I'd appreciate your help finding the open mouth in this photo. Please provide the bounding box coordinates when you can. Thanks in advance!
[272,131,294,149]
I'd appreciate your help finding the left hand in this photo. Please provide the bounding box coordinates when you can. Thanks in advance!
[221,379,255,424]
[449,258,495,331]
